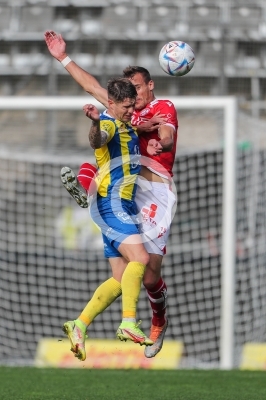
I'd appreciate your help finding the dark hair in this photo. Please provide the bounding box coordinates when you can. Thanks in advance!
[123,66,152,84]
[107,77,137,102]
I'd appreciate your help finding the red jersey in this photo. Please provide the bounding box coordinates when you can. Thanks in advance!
[131,99,178,178]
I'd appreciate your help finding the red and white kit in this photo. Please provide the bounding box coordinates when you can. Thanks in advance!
[132,99,178,255]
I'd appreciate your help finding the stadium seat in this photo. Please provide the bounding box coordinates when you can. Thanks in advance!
[20,6,53,32]
[73,53,94,69]
[230,6,262,27]
[188,5,220,27]
[48,0,69,5]
[196,42,221,74]
[147,6,178,36]
[69,0,108,5]
[0,6,11,31]
[234,55,261,69]
[12,53,48,68]
[80,20,103,37]
[151,0,179,5]
[136,54,154,70]
[107,54,135,70]
[101,6,137,37]
[0,54,10,66]
[53,18,79,34]
[94,51,135,72]
[27,0,47,5]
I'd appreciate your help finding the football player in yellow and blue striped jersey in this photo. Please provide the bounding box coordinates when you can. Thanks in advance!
[62,77,153,361]
[93,110,141,200]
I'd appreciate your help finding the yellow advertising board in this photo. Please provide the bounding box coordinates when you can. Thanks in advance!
[240,343,266,370]
[35,338,183,369]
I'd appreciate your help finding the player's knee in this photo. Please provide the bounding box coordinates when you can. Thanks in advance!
[124,250,149,266]
[143,269,161,289]
[135,251,150,267]
[143,277,157,290]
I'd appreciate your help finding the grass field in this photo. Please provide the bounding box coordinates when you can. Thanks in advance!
[0,367,265,400]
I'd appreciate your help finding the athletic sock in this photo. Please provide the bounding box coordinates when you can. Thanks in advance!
[121,261,146,320]
[77,162,97,195]
[77,277,122,327]
[146,277,167,327]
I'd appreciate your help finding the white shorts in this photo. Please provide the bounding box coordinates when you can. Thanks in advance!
[135,178,177,256]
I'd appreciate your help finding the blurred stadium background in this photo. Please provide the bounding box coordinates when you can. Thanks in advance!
[0,0,266,103]
[1,0,266,369]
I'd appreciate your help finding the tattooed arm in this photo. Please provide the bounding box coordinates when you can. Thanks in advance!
[89,121,108,149]
[83,104,108,149]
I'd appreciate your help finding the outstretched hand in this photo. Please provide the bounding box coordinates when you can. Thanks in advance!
[83,104,100,122]
[147,139,163,156]
[44,30,67,61]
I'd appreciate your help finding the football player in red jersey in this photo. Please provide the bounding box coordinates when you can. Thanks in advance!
[123,66,177,358]
[44,31,178,358]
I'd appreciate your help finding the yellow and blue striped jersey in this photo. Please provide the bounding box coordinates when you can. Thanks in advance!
[94,111,141,200]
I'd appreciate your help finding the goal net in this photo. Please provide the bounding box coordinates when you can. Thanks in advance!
[0,96,266,368]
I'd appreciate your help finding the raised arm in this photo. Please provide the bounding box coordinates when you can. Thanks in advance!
[83,104,108,149]
[44,30,108,108]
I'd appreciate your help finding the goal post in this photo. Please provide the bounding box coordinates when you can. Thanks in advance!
[1,95,265,369]
[220,98,237,370]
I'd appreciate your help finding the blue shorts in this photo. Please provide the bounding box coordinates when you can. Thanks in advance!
[90,194,140,258]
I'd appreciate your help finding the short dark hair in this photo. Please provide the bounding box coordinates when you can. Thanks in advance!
[107,77,137,102]
[123,66,152,84]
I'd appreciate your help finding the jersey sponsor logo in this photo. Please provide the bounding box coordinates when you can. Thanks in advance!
[105,227,113,237]
[141,203,158,226]
[157,226,167,238]
[117,212,131,222]
[140,108,150,116]
[131,145,141,169]
[101,122,112,131]
[142,216,157,227]
[142,203,157,218]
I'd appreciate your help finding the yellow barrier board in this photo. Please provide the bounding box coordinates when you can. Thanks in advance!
[35,338,183,369]
[240,343,266,370]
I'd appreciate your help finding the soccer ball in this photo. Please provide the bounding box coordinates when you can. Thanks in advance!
[159,41,195,77]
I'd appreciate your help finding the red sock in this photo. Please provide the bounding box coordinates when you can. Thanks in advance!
[146,278,167,327]
[77,163,97,195]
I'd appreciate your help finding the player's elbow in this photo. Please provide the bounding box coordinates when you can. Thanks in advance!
[167,141,174,151]
[89,142,101,150]
[161,139,173,152]
[89,138,100,149]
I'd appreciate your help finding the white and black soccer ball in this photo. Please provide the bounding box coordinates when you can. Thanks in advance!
[159,41,195,77]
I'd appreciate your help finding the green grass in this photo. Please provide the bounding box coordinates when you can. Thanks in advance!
[0,367,265,400]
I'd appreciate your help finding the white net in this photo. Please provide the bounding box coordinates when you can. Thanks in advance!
[0,97,266,368]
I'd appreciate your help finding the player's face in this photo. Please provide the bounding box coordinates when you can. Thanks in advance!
[108,97,136,122]
[128,73,155,111]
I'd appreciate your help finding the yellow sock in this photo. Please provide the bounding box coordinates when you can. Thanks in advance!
[121,261,146,320]
[78,277,121,327]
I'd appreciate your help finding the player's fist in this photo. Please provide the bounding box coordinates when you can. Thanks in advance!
[147,139,163,156]
[83,104,100,122]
